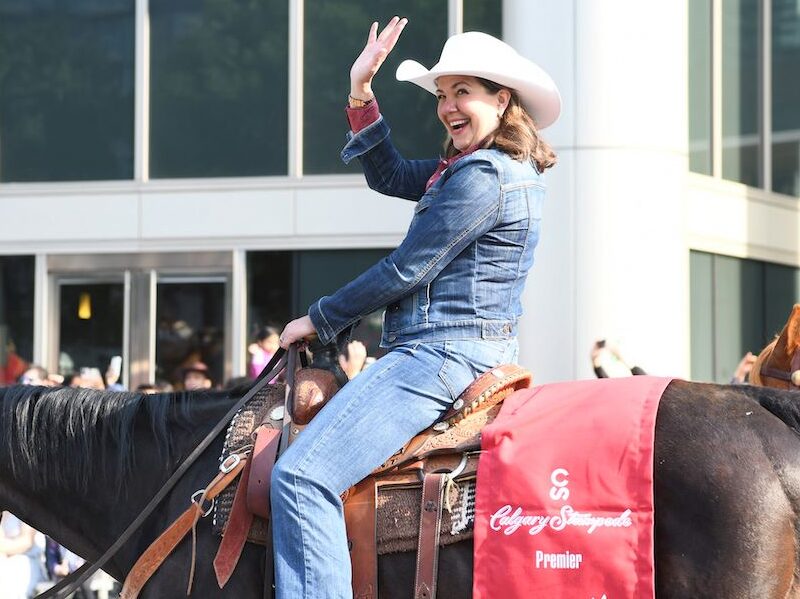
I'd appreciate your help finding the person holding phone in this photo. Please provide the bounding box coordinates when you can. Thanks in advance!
[273,18,560,597]
[105,355,125,391]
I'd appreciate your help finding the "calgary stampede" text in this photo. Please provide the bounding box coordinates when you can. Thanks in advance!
[489,505,633,535]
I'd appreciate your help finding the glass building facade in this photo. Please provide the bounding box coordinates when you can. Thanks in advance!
[691,251,800,382]
[1,1,798,386]
[688,0,800,381]
[0,1,503,388]
[690,0,800,196]
[0,1,135,182]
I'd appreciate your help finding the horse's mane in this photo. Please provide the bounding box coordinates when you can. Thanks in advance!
[1,385,207,494]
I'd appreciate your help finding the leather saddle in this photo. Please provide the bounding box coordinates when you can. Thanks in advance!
[222,342,533,599]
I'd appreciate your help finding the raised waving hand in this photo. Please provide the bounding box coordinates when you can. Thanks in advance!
[350,16,408,100]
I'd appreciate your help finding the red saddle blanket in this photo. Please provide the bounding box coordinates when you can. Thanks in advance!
[473,376,672,599]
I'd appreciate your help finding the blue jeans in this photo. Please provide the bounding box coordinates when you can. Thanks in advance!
[270,338,518,598]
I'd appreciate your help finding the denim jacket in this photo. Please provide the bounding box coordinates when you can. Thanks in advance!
[308,115,545,348]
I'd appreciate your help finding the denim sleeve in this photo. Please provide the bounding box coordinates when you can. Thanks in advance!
[341,115,440,201]
[309,156,502,344]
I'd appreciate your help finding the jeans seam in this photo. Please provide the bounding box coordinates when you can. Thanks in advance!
[292,469,314,596]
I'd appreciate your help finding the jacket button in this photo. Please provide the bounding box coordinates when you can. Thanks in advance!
[387,334,396,342]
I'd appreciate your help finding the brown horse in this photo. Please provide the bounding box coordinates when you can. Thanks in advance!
[4,362,800,597]
[752,303,800,391]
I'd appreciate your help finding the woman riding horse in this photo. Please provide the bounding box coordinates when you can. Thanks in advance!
[273,18,560,598]
[7,314,800,596]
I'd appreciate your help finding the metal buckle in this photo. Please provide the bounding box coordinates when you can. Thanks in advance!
[191,490,215,517]
[220,453,241,474]
[413,453,472,484]
[446,453,470,480]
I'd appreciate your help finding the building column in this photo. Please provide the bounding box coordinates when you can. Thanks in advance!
[505,0,690,381]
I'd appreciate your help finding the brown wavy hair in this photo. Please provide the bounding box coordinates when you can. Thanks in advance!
[443,77,557,172]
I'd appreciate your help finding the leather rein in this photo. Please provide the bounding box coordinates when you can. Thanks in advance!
[34,348,292,599]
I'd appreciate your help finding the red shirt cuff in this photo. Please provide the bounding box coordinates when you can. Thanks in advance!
[346,100,380,133]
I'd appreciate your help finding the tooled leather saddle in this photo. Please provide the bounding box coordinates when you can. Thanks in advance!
[118,340,532,599]
[216,340,533,599]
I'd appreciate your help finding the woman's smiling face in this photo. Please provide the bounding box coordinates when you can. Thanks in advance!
[435,75,510,151]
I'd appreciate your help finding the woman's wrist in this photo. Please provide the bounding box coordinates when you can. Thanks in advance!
[349,82,373,102]
[348,94,374,108]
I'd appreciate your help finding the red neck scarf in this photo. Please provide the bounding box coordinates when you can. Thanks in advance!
[425,144,480,191]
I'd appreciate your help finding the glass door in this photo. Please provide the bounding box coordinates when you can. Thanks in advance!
[155,276,226,389]
[47,252,233,391]
[56,278,126,387]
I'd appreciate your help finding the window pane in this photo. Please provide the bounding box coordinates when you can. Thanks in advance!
[156,280,226,388]
[0,1,134,182]
[722,0,762,187]
[764,263,800,337]
[689,0,713,175]
[150,0,288,178]
[690,251,714,382]
[713,255,764,382]
[772,0,800,196]
[247,250,292,339]
[296,249,392,357]
[691,252,800,383]
[0,256,34,385]
[247,249,393,360]
[304,1,447,174]
[463,0,502,37]
[59,282,124,380]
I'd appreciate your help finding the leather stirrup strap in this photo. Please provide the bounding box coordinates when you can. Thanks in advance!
[211,425,281,587]
[414,473,446,599]
[344,479,378,599]
[35,349,288,599]
[119,453,248,599]
[247,426,282,518]
[213,455,256,588]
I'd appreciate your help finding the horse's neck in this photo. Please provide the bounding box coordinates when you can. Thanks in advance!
[0,387,233,577]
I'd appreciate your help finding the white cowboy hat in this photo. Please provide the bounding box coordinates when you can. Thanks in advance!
[396,32,561,129]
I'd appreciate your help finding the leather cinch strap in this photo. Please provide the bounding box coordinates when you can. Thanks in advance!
[34,349,289,599]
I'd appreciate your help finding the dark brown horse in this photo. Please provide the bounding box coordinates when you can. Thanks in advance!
[4,370,800,597]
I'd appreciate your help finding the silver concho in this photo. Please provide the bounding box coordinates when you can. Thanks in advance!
[269,405,285,421]
[452,399,464,411]
[433,421,450,432]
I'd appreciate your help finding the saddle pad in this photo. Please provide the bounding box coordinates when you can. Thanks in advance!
[213,385,477,554]
[212,382,286,541]
[473,376,672,599]
[374,475,477,554]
